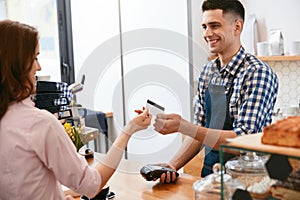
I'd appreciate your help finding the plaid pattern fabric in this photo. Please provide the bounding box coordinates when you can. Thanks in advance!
[194,47,279,135]
[54,82,72,107]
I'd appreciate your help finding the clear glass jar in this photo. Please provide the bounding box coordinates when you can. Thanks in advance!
[224,153,274,199]
[193,164,232,200]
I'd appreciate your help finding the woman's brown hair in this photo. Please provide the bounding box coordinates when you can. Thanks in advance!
[0,20,39,119]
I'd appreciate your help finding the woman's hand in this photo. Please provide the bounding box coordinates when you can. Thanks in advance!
[124,108,152,135]
[65,195,74,200]
[53,112,66,124]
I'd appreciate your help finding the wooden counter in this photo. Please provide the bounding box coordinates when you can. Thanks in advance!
[69,153,220,200]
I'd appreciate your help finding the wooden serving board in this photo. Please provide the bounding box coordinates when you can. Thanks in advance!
[224,133,300,158]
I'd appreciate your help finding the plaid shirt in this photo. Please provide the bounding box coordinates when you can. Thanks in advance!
[194,47,278,135]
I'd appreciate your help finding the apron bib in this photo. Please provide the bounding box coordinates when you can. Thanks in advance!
[201,66,240,177]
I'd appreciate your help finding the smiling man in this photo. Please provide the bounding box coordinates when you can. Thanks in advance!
[150,0,279,182]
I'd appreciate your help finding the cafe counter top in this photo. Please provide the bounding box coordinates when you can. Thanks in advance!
[69,152,220,200]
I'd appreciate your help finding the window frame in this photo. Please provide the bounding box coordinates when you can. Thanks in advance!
[56,0,75,84]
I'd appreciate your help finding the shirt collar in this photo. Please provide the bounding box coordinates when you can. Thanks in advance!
[214,46,246,77]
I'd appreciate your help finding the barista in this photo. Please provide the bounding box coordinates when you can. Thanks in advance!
[151,0,278,183]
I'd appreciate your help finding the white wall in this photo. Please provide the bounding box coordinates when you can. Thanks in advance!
[190,0,210,84]
[242,0,300,55]
[71,0,124,155]
[119,0,191,163]
[191,0,300,70]
[73,0,193,164]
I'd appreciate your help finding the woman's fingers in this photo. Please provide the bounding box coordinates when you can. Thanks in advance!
[134,109,143,114]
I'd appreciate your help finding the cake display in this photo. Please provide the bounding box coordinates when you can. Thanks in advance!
[270,170,300,200]
[261,116,300,148]
[247,176,276,199]
[222,116,300,200]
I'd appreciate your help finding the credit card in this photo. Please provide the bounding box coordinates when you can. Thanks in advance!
[146,99,165,115]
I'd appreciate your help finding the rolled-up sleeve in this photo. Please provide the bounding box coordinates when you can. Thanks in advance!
[232,64,278,135]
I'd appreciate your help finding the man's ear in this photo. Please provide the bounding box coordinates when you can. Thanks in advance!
[234,19,243,35]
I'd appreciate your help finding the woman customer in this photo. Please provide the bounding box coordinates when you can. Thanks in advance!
[0,19,151,199]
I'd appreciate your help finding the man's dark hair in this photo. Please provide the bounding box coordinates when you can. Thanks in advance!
[202,0,245,21]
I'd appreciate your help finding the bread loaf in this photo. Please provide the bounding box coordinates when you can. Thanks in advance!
[262,116,300,148]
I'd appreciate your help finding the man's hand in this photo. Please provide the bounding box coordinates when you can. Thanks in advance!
[153,113,182,134]
[151,163,178,184]
[154,113,198,138]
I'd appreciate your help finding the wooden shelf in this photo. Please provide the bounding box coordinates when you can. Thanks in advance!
[257,55,300,61]
[222,133,300,158]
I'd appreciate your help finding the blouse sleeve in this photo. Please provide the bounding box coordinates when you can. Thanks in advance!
[29,111,101,197]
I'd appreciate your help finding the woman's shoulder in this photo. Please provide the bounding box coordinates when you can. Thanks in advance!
[7,99,60,129]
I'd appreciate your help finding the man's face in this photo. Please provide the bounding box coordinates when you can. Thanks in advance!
[201,9,237,55]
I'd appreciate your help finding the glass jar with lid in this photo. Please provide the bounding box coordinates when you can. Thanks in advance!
[224,152,276,199]
[193,163,232,200]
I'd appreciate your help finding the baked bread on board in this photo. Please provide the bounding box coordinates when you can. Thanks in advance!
[262,116,300,148]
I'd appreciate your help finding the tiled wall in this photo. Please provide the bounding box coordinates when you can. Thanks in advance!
[266,60,300,109]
